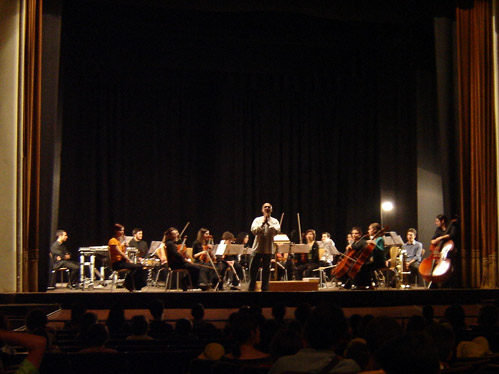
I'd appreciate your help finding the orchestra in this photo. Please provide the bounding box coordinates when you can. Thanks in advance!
[60,208,458,292]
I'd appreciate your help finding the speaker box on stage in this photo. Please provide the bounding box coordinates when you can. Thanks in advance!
[268,279,319,292]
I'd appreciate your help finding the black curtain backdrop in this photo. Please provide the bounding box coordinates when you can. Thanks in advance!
[58,3,435,251]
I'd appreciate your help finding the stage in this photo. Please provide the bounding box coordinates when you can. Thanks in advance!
[0,285,496,311]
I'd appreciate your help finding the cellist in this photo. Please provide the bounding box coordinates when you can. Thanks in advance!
[431,214,457,247]
[429,214,458,287]
[354,223,385,289]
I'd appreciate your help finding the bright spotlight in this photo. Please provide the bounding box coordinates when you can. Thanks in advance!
[381,201,394,212]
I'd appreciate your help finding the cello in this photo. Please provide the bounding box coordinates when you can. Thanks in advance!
[332,226,387,279]
[418,217,458,286]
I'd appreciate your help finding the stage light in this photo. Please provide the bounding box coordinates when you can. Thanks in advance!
[381,201,394,227]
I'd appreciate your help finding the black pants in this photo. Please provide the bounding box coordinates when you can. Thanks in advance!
[249,253,271,291]
[112,260,147,291]
[171,262,200,289]
[355,261,385,288]
[219,261,244,286]
[295,263,320,280]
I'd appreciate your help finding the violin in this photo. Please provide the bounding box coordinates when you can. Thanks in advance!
[200,235,215,263]
[177,235,190,261]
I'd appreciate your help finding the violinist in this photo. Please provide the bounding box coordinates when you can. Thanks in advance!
[163,227,200,291]
[217,231,244,290]
[294,229,320,280]
[192,228,217,290]
[354,223,385,289]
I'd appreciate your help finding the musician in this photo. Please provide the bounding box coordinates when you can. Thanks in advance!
[431,214,457,246]
[320,232,338,265]
[128,228,149,261]
[354,223,385,289]
[248,203,280,292]
[402,228,423,287]
[235,232,251,268]
[217,231,244,290]
[294,229,320,280]
[163,227,200,290]
[50,230,80,289]
[192,228,218,290]
[108,223,147,292]
[429,214,458,288]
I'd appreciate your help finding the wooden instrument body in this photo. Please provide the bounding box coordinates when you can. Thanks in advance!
[332,248,357,278]
[418,240,454,284]
[346,241,376,279]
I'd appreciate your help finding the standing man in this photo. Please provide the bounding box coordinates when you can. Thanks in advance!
[402,228,423,287]
[50,230,80,289]
[248,202,280,292]
[128,228,149,262]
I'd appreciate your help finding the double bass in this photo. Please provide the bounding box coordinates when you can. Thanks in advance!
[418,218,458,286]
[333,226,387,279]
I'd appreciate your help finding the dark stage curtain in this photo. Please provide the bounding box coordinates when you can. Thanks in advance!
[57,4,434,251]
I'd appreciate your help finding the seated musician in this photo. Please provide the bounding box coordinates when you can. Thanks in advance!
[274,243,295,281]
[430,214,458,288]
[128,228,149,263]
[354,223,385,289]
[216,232,244,290]
[192,228,219,290]
[402,228,423,287]
[50,229,80,289]
[163,227,200,290]
[235,232,251,268]
[108,223,147,292]
[294,229,320,280]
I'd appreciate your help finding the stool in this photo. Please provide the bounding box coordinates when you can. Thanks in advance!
[165,268,192,291]
[313,266,333,288]
[110,268,133,291]
[54,267,70,287]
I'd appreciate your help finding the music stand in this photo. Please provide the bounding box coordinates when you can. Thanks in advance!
[384,232,404,247]
[148,241,163,257]
[273,234,290,280]
[225,244,244,256]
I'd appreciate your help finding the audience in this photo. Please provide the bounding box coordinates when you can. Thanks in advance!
[270,304,360,374]
[0,329,46,374]
[126,315,153,340]
[148,299,173,336]
[5,298,496,374]
[191,303,217,336]
[222,313,271,365]
[105,303,130,338]
[376,332,441,374]
[78,323,117,353]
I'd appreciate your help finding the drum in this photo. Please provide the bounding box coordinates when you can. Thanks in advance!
[141,258,160,268]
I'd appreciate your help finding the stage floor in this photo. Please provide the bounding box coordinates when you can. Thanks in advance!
[0,280,496,311]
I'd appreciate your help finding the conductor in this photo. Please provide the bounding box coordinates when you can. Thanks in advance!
[248,202,280,292]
